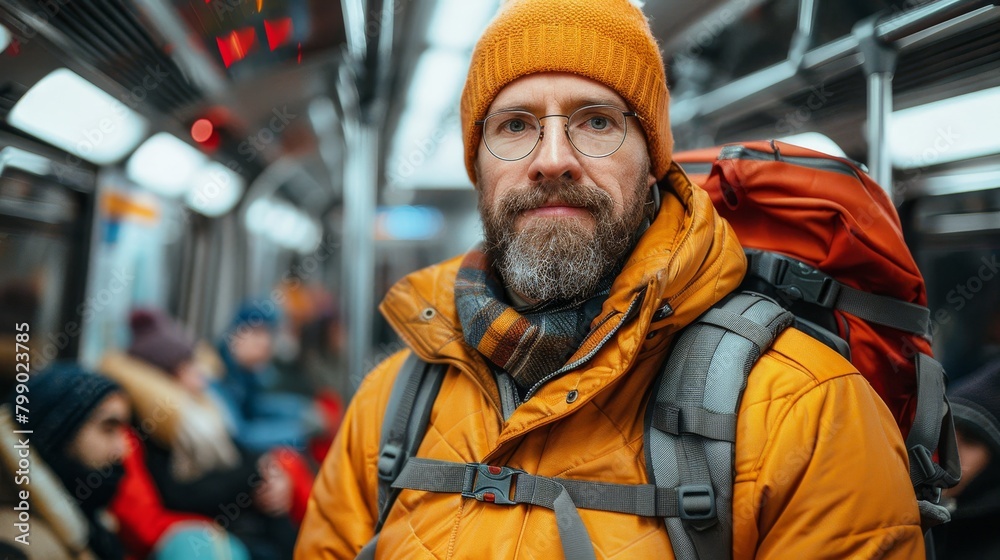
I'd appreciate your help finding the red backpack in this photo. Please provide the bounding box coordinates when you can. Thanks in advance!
[675,140,959,505]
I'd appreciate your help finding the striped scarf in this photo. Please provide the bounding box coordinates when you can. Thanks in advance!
[455,247,612,391]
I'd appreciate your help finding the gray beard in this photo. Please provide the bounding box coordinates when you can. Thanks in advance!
[481,178,649,303]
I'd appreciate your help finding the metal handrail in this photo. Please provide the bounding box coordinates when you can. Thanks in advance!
[670,0,997,127]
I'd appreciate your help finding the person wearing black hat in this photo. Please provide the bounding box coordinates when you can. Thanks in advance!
[0,363,130,560]
[933,356,1000,560]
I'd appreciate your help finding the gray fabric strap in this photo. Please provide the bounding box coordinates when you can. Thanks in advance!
[394,457,719,518]
[393,458,596,560]
[647,293,793,560]
[376,353,426,517]
[906,354,961,491]
[745,248,930,335]
[834,284,930,336]
[515,475,597,560]
[356,535,378,560]
[373,354,446,534]
[698,308,772,350]
[651,403,737,442]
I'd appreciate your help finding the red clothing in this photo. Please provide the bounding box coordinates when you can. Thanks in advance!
[110,429,210,559]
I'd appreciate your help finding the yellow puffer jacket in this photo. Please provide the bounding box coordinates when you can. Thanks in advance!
[295,163,923,559]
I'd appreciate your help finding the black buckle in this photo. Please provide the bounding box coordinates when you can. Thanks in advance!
[677,484,717,521]
[910,444,947,487]
[377,444,403,482]
[463,464,524,505]
[751,251,840,308]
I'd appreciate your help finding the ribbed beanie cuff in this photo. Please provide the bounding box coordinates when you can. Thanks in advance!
[461,0,671,185]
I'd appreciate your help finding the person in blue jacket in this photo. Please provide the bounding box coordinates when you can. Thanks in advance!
[214,301,324,453]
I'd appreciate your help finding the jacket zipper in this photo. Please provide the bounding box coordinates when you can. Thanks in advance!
[523,290,646,401]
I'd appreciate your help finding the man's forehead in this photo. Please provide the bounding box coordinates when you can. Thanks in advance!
[487,72,629,113]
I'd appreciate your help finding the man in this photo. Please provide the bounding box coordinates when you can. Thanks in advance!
[295,0,923,558]
[1,364,130,560]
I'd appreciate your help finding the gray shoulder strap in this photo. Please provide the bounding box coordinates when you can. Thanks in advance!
[645,292,793,560]
[906,353,961,533]
[358,352,445,559]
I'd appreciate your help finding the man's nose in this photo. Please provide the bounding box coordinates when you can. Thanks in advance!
[526,120,584,182]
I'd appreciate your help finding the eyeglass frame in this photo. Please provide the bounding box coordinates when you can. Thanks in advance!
[474,104,640,162]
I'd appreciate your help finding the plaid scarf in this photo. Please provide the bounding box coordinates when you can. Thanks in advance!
[455,247,612,391]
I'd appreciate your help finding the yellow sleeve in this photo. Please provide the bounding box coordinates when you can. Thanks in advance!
[748,373,925,559]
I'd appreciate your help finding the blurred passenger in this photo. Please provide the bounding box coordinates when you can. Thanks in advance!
[101,308,313,560]
[216,301,326,453]
[0,364,128,559]
[933,358,1000,559]
[0,362,252,560]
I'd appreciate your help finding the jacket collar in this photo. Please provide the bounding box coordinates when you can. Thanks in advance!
[379,161,746,409]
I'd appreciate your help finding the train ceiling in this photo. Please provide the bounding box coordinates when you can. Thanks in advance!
[0,0,998,206]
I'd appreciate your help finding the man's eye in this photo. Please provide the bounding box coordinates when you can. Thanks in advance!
[504,118,528,133]
[588,117,609,130]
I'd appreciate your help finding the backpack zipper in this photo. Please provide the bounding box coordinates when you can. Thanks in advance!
[719,144,863,180]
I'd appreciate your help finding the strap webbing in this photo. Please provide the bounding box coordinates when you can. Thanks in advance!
[906,354,961,491]
[834,284,930,336]
[646,293,793,560]
[394,458,597,560]
[651,403,737,442]
[699,308,773,350]
[374,354,445,532]
[744,249,930,335]
[356,536,377,560]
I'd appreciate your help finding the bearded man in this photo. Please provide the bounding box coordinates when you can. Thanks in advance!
[295,0,923,558]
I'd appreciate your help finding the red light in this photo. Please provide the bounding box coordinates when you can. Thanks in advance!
[264,18,293,51]
[215,28,257,68]
[191,119,214,143]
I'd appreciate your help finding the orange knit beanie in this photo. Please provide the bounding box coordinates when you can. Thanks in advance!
[460,0,672,185]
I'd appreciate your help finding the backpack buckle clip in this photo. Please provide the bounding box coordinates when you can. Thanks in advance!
[677,484,717,521]
[377,444,403,482]
[463,464,524,506]
[768,254,841,308]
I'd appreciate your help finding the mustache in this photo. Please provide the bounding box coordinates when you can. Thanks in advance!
[494,179,615,216]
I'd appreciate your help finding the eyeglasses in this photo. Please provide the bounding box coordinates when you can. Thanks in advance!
[475,104,639,161]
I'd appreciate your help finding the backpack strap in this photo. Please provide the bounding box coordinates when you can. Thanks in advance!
[645,292,793,560]
[745,249,931,335]
[906,353,961,531]
[357,352,446,559]
[374,295,789,559]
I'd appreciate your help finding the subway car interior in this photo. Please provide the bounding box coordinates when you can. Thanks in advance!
[0,0,999,558]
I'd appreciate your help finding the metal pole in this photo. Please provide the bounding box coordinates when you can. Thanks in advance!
[338,65,379,390]
[866,70,894,188]
[855,16,899,193]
